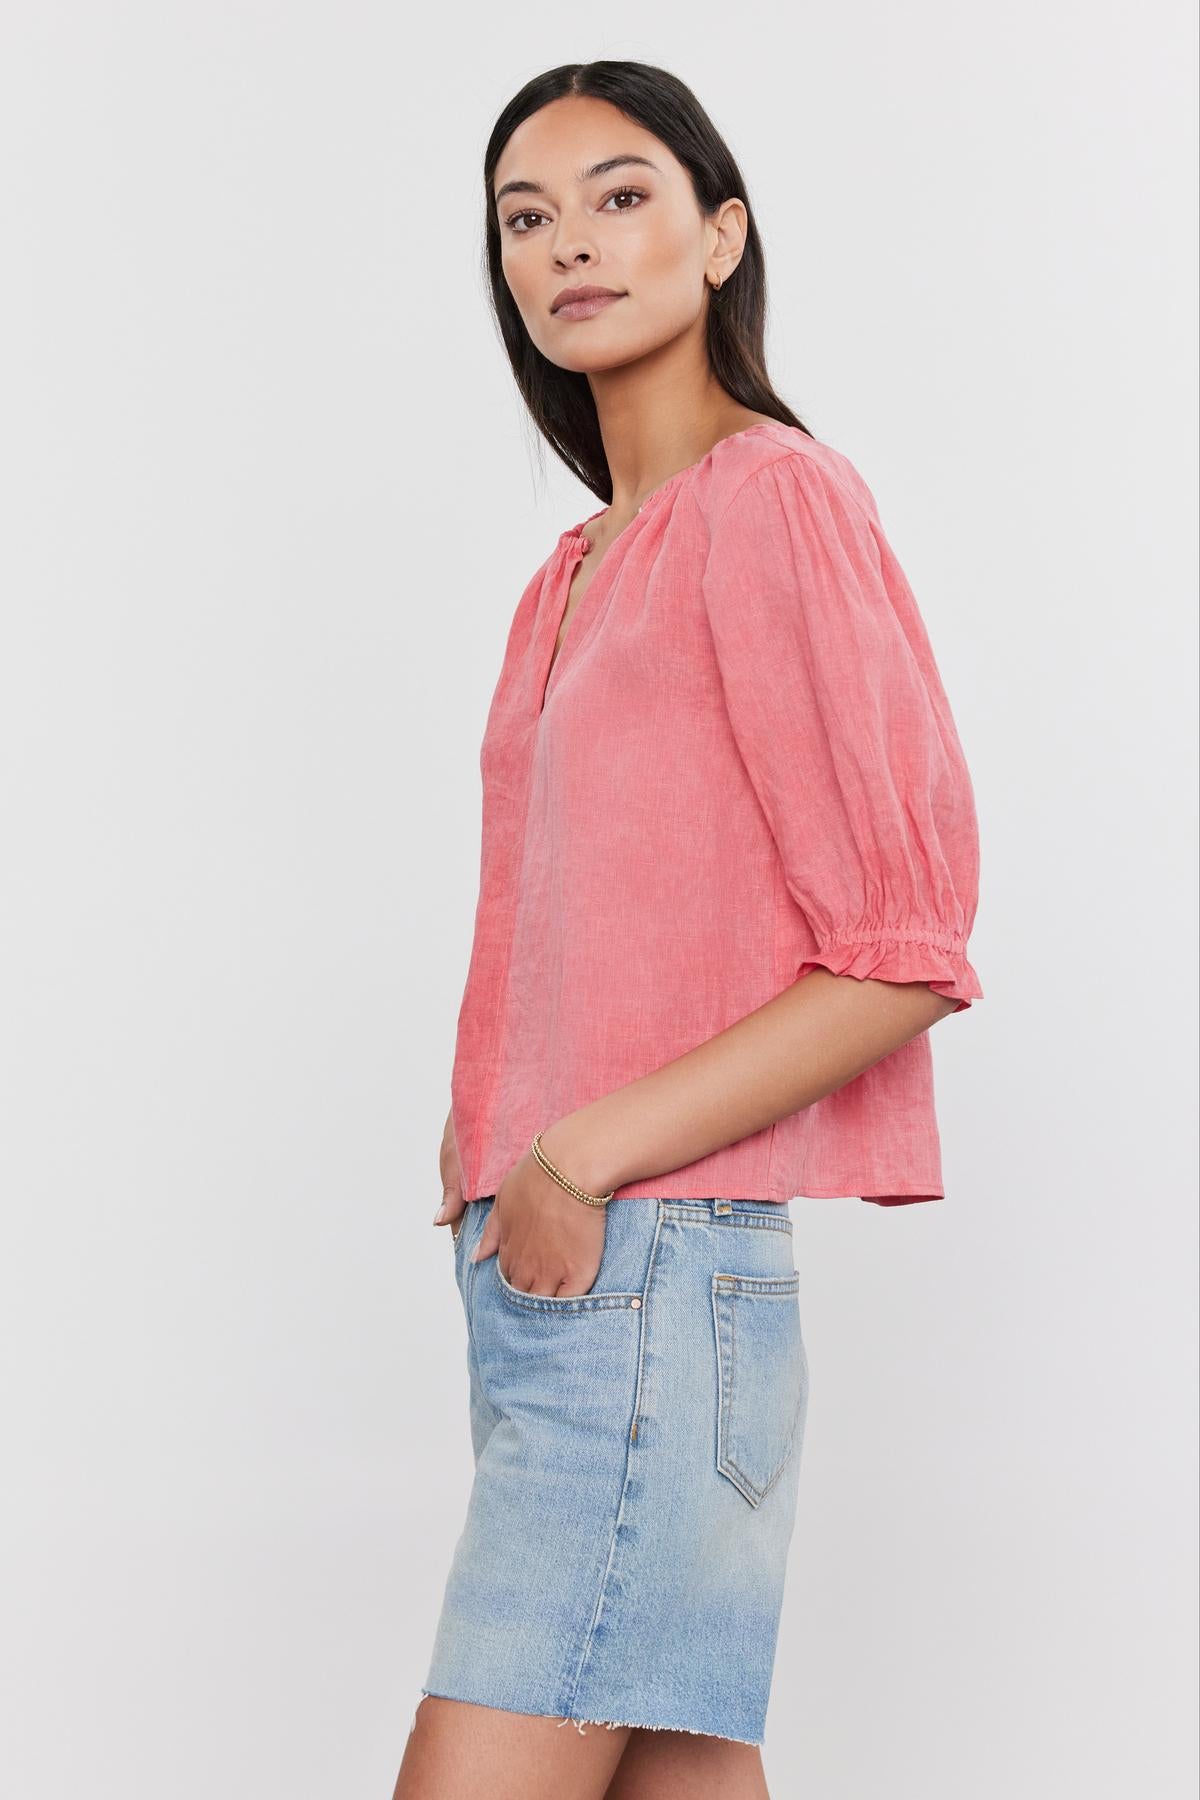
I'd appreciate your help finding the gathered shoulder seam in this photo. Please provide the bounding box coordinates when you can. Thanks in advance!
[708,443,874,539]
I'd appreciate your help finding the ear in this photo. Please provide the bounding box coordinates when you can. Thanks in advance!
[708,196,748,284]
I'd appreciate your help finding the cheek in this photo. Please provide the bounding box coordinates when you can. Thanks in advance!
[502,264,556,350]
[625,219,706,313]
[627,195,701,261]
[628,263,706,345]
[636,215,701,277]
[501,251,537,311]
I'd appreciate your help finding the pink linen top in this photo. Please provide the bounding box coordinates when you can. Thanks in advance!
[450,421,983,1207]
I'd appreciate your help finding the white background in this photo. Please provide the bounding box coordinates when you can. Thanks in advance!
[2,5,1196,1797]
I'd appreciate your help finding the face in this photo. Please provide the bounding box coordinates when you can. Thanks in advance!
[492,95,745,373]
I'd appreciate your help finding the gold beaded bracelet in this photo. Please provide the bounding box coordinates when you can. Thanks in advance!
[531,1132,615,1208]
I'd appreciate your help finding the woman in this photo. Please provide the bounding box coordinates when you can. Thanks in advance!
[395,60,983,1800]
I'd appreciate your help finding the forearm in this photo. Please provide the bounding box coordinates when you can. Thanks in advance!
[539,970,959,1198]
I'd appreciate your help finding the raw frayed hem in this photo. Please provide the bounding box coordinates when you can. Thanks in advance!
[556,1713,762,1747]
[416,1689,761,1748]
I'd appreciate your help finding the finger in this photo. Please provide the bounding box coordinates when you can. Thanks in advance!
[470,1205,501,1262]
[433,1185,465,1228]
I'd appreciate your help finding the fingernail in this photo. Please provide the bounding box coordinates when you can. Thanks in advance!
[434,1205,447,1223]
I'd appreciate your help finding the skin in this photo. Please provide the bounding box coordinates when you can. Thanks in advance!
[401,92,958,1800]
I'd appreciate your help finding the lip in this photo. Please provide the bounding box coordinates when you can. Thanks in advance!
[550,285,626,320]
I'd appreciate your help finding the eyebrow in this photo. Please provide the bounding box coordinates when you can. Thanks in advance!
[494,154,663,208]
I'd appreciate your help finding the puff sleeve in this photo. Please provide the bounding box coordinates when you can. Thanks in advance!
[701,451,983,1012]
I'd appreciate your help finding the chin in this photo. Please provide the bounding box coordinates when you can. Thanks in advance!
[550,333,672,377]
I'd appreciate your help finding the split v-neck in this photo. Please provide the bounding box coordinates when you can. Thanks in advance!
[538,506,638,718]
[537,422,782,719]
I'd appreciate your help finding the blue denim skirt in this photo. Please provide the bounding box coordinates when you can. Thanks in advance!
[421,1194,809,1747]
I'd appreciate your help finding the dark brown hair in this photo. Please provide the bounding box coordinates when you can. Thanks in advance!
[483,61,812,505]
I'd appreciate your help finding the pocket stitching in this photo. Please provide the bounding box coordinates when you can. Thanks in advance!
[494,1253,642,1314]
[714,1271,800,1294]
[712,1271,806,1507]
[663,1208,793,1234]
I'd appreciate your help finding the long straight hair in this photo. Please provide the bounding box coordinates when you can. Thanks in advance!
[483,61,812,505]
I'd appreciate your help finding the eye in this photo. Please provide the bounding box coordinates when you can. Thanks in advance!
[504,209,549,234]
[601,186,647,213]
[502,187,649,233]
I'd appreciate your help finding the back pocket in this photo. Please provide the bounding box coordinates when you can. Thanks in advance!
[711,1269,808,1507]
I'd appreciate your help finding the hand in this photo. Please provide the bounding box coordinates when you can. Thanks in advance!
[433,1106,467,1239]
[471,1141,607,1297]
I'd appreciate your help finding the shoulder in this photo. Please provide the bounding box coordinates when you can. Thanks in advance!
[691,422,880,530]
[683,426,884,583]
